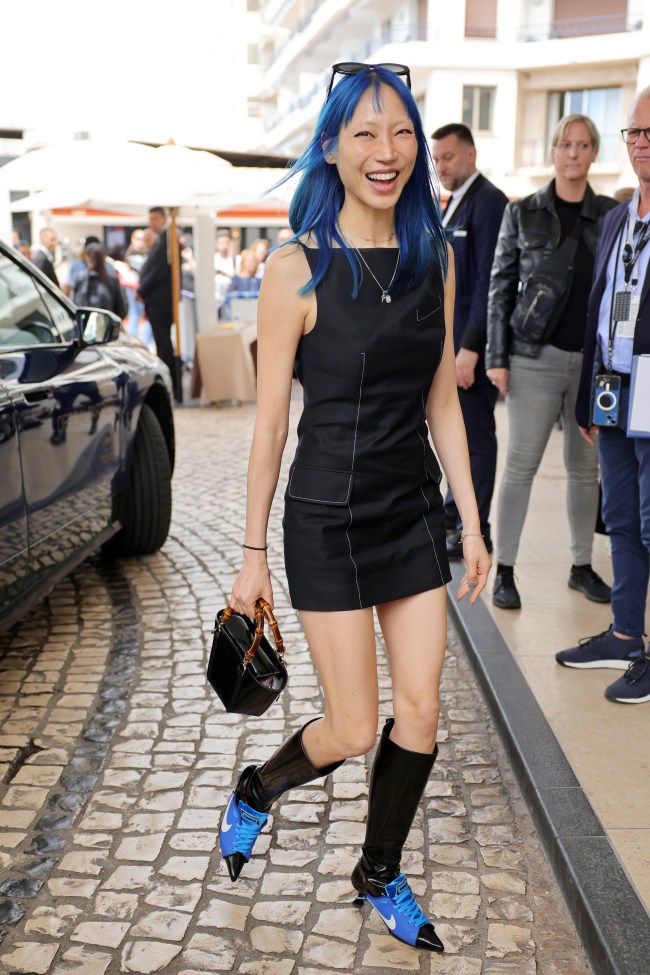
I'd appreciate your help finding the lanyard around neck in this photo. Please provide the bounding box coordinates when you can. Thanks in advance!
[623,188,650,288]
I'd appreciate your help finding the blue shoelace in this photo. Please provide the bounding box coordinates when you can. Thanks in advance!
[392,879,429,928]
[235,809,265,858]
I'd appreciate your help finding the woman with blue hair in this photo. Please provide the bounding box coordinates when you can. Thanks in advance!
[220,62,490,952]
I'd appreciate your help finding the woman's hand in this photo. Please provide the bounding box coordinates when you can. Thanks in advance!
[230,551,274,618]
[455,535,492,605]
[486,367,509,397]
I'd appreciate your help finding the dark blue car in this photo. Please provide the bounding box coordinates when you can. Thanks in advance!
[0,239,175,631]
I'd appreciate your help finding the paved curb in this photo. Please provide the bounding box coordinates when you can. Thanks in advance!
[447,561,650,975]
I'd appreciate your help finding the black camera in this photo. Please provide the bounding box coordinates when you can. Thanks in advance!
[592,375,621,427]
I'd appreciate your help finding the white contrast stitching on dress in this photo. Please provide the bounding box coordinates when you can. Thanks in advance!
[288,469,353,504]
[350,353,365,472]
[347,352,365,608]
[417,391,444,580]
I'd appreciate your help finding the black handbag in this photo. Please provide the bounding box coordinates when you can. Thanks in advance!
[510,217,587,345]
[207,598,288,716]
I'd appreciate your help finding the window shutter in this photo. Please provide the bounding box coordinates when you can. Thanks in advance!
[553,0,628,36]
[465,0,498,38]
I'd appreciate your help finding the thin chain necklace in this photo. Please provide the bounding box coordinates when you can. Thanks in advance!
[337,226,400,303]
[344,229,395,244]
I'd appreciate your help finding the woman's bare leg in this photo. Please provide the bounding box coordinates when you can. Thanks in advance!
[376,586,448,752]
[299,607,380,767]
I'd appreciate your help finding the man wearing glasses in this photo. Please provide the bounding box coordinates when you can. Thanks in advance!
[556,89,650,704]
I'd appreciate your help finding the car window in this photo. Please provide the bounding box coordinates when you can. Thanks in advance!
[34,280,77,342]
[0,254,63,349]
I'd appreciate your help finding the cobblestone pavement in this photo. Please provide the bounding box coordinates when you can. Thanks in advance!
[0,403,592,975]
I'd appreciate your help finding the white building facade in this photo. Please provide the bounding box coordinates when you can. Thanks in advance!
[250,0,650,198]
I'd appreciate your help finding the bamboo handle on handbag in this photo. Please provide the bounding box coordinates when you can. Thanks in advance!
[219,599,285,669]
[256,598,285,662]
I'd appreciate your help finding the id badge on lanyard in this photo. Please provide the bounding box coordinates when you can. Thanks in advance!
[611,190,650,350]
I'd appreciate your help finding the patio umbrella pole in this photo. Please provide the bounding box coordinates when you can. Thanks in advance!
[168,205,183,403]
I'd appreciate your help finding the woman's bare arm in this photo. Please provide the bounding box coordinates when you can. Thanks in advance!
[230,244,314,616]
[426,246,491,602]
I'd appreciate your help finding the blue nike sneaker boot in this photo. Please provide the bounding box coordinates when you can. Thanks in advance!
[219,788,269,882]
[352,718,443,952]
[365,873,442,950]
[220,718,344,881]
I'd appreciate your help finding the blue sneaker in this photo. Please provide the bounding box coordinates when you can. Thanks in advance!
[604,653,650,704]
[363,874,443,952]
[219,790,268,881]
[555,627,644,669]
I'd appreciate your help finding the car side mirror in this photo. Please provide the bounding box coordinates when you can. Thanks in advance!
[75,308,122,346]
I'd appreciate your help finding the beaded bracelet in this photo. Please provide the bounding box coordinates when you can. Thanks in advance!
[243,544,268,551]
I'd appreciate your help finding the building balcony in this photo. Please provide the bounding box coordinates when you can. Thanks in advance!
[517,11,643,42]
[262,22,429,145]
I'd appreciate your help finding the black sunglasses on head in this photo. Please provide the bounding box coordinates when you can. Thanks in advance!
[326,62,411,100]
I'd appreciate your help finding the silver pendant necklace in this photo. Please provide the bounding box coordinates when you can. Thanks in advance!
[337,226,399,303]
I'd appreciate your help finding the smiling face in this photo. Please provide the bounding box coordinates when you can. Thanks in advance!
[627,96,650,184]
[326,83,417,213]
[550,121,596,183]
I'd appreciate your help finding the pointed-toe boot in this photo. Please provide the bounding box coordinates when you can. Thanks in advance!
[219,717,343,881]
[352,718,443,952]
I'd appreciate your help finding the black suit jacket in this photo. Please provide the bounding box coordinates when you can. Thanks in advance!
[32,248,59,287]
[139,229,175,317]
[575,201,650,427]
[446,173,508,384]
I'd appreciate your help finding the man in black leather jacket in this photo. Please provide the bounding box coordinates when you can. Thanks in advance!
[485,114,616,611]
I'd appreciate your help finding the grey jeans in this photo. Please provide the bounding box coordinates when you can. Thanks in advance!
[496,344,599,567]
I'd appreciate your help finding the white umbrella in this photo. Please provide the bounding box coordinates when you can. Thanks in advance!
[0,138,238,211]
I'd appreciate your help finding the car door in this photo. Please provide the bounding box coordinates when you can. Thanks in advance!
[0,378,28,614]
[0,248,123,590]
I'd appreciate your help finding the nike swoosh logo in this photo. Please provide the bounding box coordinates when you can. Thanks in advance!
[221,817,233,833]
[385,914,397,931]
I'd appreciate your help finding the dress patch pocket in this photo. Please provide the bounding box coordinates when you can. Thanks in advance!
[288,466,354,505]
[416,297,443,322]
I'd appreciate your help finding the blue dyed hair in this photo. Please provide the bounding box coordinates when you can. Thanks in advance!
[274,65,447,298]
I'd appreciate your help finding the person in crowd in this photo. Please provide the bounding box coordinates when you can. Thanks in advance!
[122,229,154,346]
[72,242,127,318]
[276,226,293,246]
[222,249,261,320]
[555,90,650,705]
[228,249,261,294]
[15,239,32,260]
[32,227,59,286]
[486,114,617,610]
[61,236,101,297]
[219,62,490,953]
[250,237,271,279]
[215,231,236,317]
[138,206,177,378]
[431,123,508,558]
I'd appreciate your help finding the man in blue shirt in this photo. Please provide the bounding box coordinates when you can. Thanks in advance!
[556,89,650,704]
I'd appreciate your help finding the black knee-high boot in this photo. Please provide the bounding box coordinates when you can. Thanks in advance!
[238,716,343,811]
[352,717,443,952]
[222,717,343,881]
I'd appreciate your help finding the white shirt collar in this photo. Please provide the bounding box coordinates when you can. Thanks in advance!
[442,170,480,226]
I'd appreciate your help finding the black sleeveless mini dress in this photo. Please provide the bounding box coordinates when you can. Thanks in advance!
[283,246,451,611]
